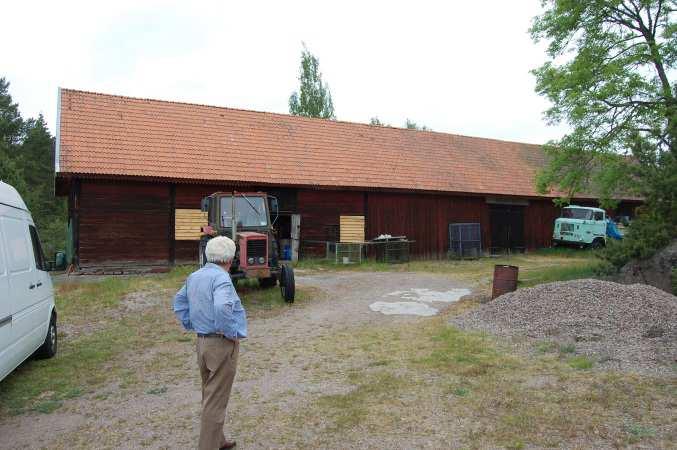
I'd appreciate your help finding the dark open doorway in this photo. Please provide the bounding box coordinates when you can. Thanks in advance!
[490,205,525,252]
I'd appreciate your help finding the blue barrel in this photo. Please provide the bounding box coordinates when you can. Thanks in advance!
[283,245,292,260]
[55,251,66,270]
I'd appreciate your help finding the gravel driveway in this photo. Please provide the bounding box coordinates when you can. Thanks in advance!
[0,271,473,449]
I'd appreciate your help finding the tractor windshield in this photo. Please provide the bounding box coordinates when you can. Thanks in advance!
[561,208,593,220]
[220,197,268,228]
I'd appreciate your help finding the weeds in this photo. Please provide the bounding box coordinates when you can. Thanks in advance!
[567,355,595,370]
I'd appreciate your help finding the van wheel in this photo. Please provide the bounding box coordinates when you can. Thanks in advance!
[36,315,57,359]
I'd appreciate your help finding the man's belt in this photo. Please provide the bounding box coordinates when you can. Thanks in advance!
[197,333,237,342]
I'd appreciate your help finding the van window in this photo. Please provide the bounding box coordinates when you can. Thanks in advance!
[29,225,46,271]
[594,211,604,221]
[2,217,30,272]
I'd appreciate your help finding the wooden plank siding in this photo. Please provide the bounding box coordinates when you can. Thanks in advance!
[339,216,365,242]
[297,190,364,256]
[175,209,208,240]
[78,180,170,266]
[366,192,489,258]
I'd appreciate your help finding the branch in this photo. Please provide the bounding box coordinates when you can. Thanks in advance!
[601,99,662,108]
[653,0,663,37]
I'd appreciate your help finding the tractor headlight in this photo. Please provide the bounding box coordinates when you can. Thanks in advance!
[247,257,254,265]
[258,257,265,264]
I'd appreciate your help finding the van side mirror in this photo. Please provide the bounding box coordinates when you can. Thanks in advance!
[200,197,209,212]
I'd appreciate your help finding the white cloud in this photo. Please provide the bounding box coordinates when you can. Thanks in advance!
[2,0,567,144]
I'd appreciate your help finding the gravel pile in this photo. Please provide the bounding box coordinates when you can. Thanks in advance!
[451,279,677,375]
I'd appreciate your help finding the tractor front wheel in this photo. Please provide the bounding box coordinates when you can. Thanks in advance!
[279,264,295,303]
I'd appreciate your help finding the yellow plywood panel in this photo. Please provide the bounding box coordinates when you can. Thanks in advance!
[175,209,208,240]
[340,215,365,243]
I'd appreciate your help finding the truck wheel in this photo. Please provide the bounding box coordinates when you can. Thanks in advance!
[280,264,295,303]
[259,275,277,288]
[35,314,57,359]
[591,238,605,250]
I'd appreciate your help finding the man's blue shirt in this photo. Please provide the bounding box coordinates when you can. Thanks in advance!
[173,263,248,340]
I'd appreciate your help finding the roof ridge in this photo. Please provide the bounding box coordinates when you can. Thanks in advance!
[59,87,544,147]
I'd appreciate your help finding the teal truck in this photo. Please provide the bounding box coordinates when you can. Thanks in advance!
[552,205,623,249]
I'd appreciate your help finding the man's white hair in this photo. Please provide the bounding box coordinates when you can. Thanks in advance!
[205,236,236,264]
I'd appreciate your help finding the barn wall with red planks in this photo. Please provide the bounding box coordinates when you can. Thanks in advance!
[297,189,365,256]
[366,192,490,258]
[523,199,560,249]
[77,180,170,266]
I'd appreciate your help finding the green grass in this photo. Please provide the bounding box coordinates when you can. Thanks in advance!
[315,371,406,431]
[567,355,595,370]
[419,326,516,377]
[518,261,602,288]
[297,250,602,294]
[559,343,576,354]
[0,320,138,415]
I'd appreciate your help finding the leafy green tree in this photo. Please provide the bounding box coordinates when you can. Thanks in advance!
[369,117,389,126]
[405,119,430,131]
[289,46,335,119]
[531,0,676,266]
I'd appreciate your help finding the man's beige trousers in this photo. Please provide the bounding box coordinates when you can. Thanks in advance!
[197,336,239,450]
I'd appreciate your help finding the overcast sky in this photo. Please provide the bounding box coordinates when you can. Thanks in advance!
[3,0,567,144]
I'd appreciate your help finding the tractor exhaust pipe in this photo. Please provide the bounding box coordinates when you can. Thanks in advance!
[231,191,237,241]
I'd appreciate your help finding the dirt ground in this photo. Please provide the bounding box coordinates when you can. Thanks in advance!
[0,271,475,449]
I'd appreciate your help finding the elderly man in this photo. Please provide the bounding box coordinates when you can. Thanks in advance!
[173,236,247,450]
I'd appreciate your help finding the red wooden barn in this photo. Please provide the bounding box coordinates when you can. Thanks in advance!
[54,89,638,270]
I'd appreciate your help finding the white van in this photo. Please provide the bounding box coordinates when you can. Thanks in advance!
[0,181,57,382]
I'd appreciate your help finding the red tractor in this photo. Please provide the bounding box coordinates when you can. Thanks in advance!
[199,191,295,302]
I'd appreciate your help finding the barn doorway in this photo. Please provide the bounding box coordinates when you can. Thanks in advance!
[274,213,300,262]
[489,205,525,253]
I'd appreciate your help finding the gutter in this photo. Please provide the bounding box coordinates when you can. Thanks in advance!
[54,87,61,173]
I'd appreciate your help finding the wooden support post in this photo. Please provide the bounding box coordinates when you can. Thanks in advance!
[169,183,176,266]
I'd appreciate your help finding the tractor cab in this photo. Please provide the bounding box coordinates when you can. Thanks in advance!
[199,191,295,302]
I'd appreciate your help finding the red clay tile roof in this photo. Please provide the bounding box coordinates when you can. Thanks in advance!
[57,88,556,197]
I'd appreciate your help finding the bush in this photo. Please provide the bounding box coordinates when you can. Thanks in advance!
[598,215,674,271]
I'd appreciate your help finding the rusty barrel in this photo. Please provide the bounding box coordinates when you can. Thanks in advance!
[492,265,519,299]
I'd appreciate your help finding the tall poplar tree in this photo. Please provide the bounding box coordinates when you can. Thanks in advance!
[289,46,335,119]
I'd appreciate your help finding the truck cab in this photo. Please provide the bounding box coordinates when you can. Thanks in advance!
[553,205,607,249]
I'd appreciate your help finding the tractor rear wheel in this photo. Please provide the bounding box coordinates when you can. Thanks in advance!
[280,264,295,303]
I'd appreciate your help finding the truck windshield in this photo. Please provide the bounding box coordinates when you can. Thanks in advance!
[220,197,268,228]
[561,208,593,220]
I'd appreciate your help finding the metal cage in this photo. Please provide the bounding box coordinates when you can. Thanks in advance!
[448,223,482,259]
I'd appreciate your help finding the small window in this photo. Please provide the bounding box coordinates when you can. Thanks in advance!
[594,211,604,221]
[29,225,46,271]
[2,217,30,272]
